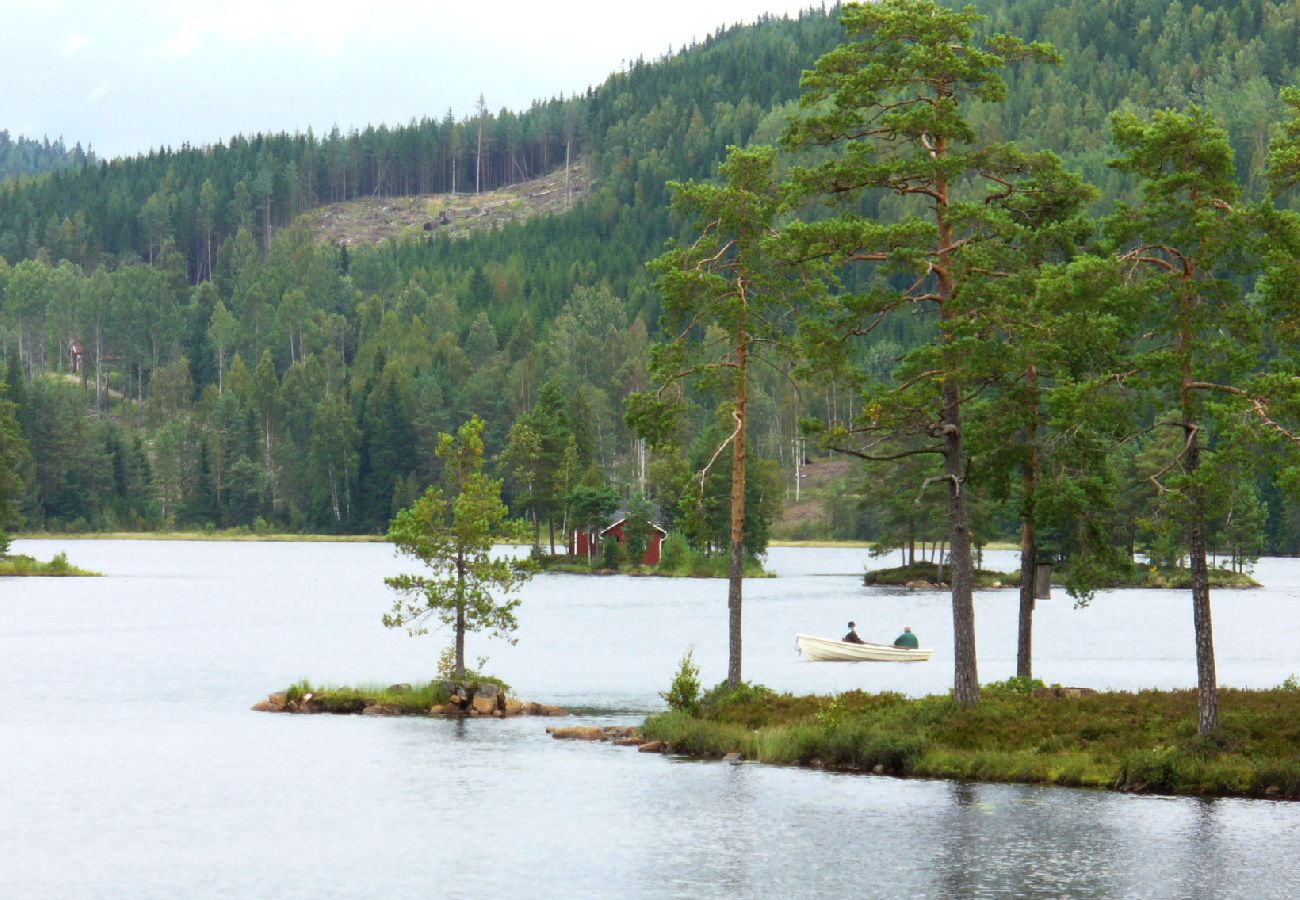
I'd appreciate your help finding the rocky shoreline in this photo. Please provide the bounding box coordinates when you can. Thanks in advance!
[546,724,743,761]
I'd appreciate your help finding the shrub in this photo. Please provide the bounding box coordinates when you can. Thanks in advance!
[1120,744,1183,791]
[817,694,848,732]
[600,536,621,570]
[661,649,702,713]
[700,680,776,727]
[981,676,1046,697]
[657,533,691,573]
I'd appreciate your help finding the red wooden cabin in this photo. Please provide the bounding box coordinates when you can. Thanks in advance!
[570,515,668,565]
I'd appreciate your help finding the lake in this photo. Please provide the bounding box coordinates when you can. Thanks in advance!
[1,540,1298,897]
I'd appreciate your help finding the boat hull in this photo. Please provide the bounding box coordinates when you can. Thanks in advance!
[796,634,933,662]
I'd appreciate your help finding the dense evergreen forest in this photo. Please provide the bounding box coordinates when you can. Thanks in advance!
[2,0,1300,568]
[0,132,93,183]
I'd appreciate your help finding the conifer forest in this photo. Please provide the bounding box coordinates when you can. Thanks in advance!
[4,0,1300,585]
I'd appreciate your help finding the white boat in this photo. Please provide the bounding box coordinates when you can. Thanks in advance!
[796,634,933,663]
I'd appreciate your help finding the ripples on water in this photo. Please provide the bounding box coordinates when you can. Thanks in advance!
[1,540,1298,897]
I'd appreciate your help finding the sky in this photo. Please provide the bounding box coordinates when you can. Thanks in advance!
[2,0,824,160]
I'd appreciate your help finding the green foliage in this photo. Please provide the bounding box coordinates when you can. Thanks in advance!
[384,417,531,676]
[8,0,1300,578]
[0,551,97,576]
[700,679,776,725]
[599,535,621,570]
[622,493,655,563]
[656,533,691,573]
[641,685,1300,797]
[981,676,1047,697]
[284,678,455,713]
[660,649,702,713]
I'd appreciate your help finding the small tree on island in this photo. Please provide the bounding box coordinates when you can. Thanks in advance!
[384,416,531,679]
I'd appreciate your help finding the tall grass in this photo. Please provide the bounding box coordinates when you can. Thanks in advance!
[285,679,452,713]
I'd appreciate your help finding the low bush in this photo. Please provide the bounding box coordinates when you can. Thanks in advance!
[661,649,702,714]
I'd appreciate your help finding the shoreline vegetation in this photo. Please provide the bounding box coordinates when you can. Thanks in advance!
[0,552,99,577]
[535,553,773,579]
[864,563,1261,590]
[864,563,1019,589]
[18,531,387,542]
[252,678,565,718]
[637,679,1300,801]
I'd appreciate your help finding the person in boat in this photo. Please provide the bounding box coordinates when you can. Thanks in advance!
[893,626,919,649]
[843,621,866,644]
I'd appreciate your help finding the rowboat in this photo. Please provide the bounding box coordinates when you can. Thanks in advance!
[796,634,933,663]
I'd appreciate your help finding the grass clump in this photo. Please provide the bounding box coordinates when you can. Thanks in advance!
[640,672,1300,799]
[285,678,454,713]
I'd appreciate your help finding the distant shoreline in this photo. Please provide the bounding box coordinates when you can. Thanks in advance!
[16,532,386,543]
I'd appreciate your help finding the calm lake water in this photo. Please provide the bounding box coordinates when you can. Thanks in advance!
[2,540,1298,898]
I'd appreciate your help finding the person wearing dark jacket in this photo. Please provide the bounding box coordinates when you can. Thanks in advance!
[843,622,865,644]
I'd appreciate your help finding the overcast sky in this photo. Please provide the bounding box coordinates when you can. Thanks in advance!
[2,0,825,160]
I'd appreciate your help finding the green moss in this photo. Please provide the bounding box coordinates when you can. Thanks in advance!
[641,683,1300,799]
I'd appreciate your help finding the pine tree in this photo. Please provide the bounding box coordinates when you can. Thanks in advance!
[384,416,529,677]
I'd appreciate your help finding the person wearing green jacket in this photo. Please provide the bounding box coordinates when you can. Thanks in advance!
[893,626,919,649]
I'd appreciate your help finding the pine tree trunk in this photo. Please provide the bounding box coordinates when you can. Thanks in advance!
[935,133,979,707]
[1017,369,1038,680]
[945,389,978,705]
[727,331,748,688]
[1186,428,1219,734]
[455,551,467,678]
[1017,516,1036,680]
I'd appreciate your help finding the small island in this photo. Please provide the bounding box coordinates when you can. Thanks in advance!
[0,551,98,577]
[864,562,1016,589]
[864,562,1260,590]
[253,678,564,718]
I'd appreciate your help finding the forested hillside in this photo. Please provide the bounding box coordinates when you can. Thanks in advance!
[3,0,1300,563]
[0,132,93,183]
